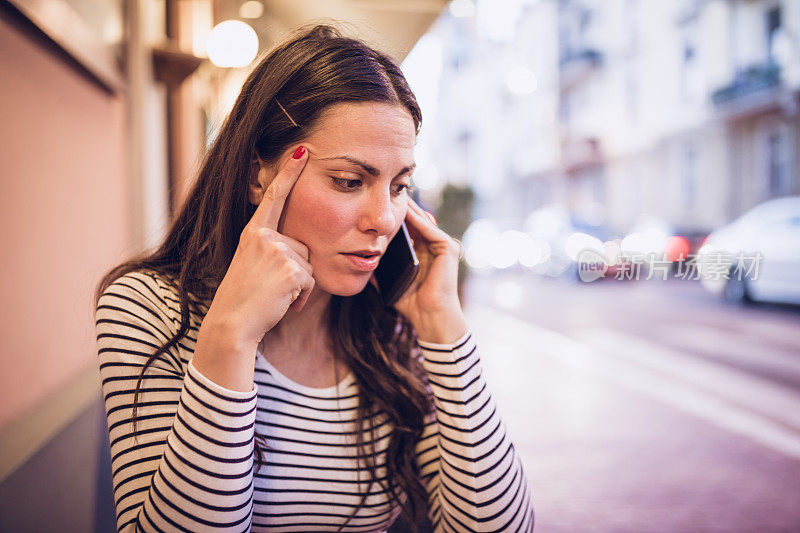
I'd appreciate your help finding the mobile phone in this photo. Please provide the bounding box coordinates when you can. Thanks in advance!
[374,222,420,306]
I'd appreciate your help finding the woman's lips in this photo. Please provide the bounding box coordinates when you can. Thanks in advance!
[341,253,380,271]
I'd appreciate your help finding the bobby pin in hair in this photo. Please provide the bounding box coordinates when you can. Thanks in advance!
[275,98,299,127]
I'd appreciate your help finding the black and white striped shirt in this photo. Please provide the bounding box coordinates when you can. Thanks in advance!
[96,270,534,532]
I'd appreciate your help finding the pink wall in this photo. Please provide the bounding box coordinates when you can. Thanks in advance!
[0,12,130,431]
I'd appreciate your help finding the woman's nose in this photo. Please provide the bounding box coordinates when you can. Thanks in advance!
[359,189,396,235]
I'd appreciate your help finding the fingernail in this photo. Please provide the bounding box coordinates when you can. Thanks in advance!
[425,212,437,225]
[292,146,306,159]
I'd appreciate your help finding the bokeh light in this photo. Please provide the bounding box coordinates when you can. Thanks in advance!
[207,20,259,68]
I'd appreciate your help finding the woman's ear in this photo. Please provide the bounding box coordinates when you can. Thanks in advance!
[248,157,272,206]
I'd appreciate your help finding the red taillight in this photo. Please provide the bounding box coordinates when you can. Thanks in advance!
[664,236,691,262]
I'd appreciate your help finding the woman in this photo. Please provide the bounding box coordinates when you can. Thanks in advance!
[95,24,534,532]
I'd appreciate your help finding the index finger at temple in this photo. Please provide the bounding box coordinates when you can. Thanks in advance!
[251,146,308,230]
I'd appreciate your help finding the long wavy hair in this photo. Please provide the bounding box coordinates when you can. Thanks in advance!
[94,24,434,531]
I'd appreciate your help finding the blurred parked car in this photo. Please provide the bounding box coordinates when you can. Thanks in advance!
[697,196,800,305]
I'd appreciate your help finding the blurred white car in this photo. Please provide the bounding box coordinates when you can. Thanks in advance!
[697,196,800,305]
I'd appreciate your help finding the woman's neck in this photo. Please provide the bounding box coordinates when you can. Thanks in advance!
[261,285,334,360]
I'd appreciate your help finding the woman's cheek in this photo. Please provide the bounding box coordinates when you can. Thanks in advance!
[300,187,352,238]
[395,202,408,229]
[316,204,350,235]
[281,182,333,240]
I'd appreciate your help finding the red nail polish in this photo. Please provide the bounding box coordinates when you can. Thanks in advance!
[292,146,306,159]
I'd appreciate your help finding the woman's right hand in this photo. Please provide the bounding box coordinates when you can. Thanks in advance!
[203,145,314,348]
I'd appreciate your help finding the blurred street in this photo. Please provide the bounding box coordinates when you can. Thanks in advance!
[461,272,800,533]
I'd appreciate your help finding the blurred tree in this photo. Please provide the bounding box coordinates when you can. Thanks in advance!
[435,183,475,302]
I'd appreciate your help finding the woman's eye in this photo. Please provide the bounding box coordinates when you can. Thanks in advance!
[330,176,414,196]
[330,177,361,191]
[394,183,413,195]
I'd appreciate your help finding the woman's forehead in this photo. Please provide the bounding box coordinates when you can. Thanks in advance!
[307,102,416,155]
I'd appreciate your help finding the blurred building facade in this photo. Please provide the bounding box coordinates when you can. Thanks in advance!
[425,0,800,236]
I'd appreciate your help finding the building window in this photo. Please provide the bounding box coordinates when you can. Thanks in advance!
[766,6,782,63]
[680,18,702,103]
[681,42,696,100]
[767,127,792,197]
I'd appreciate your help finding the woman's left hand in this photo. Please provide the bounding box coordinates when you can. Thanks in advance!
[386,198,468,343]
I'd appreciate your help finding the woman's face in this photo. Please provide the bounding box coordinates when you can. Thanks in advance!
[252,102,417,297]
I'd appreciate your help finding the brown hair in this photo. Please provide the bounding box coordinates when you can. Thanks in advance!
[95,24,433,530]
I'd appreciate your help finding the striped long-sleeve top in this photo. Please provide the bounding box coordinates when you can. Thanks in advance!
[95,270,534,532]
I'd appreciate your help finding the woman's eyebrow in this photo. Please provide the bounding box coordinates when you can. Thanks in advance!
[318,155,416,178]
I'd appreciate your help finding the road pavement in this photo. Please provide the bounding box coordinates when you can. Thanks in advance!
[459,270,800,533]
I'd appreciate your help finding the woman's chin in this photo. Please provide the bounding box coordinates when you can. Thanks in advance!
[317,273,372,297]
